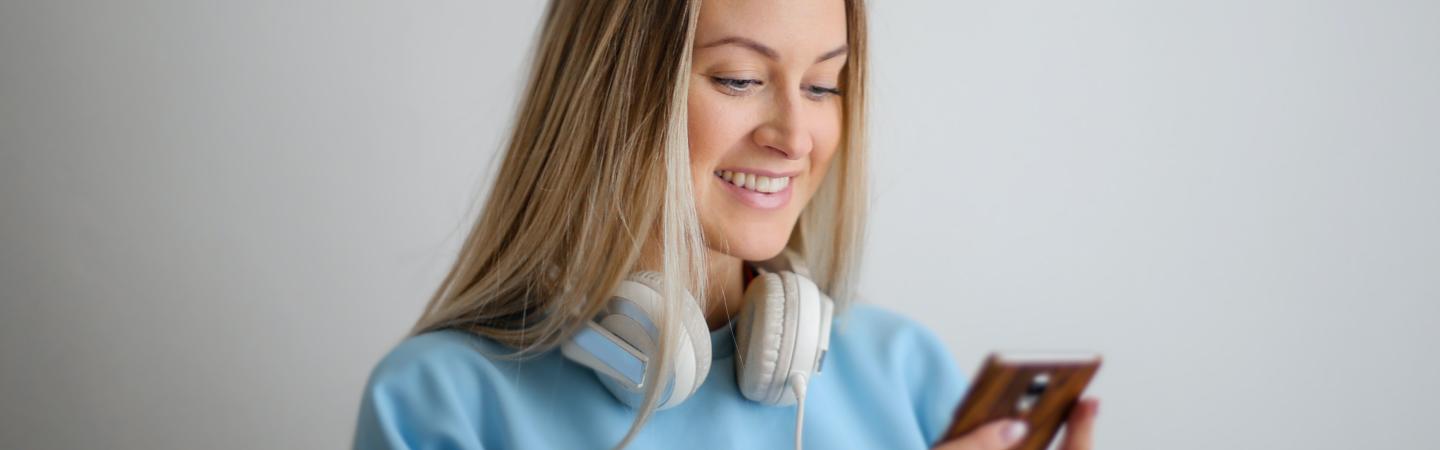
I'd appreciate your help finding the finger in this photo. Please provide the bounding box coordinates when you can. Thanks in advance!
[933,420,1028,450]
[1058,397,1100,450]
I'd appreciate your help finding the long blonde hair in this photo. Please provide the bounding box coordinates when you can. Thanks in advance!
[410,0,868,446]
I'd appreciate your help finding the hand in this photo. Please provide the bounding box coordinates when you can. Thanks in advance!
[933,397,1099,450]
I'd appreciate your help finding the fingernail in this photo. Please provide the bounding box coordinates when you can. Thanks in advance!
[1000,420,1028,444]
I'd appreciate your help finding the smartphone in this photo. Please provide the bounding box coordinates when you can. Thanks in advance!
[941,352,1102,449]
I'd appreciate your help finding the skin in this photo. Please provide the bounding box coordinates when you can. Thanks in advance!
[686,0,845,331]
[676,1,1100,448]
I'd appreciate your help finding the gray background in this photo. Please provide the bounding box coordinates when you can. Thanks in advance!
[2,1,1436,449]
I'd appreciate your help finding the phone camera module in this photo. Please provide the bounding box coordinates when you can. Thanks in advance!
[1016,372,1051,413]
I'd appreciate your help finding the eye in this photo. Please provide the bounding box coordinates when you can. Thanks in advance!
[805,84,843,100]
[711,76,763,95]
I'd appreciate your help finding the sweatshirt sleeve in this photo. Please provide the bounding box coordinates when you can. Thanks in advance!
[839,304,970,447]
[353,332,492,450]
[902,321,968,446]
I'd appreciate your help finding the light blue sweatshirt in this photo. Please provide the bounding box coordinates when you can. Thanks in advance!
[353,304,966,449]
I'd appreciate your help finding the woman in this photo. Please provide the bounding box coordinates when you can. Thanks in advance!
[353,0,1099,449]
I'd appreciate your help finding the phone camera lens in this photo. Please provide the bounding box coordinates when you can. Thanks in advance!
[1027,373,1051,394]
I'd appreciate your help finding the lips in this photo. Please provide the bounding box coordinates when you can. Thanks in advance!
[713,169,793,210]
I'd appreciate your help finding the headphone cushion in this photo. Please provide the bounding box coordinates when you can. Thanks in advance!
[735,271,787,403]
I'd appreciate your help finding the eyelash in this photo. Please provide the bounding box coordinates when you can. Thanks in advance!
[710,76,842,100]
[712,76,762,93]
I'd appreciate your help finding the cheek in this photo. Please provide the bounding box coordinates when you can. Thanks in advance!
[802,108,844,195]
[687,89,751,181]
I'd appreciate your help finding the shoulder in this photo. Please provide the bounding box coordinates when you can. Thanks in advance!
[361,328,545,417]
[368,329,509,388]
[362,328,580,407]
[355,329,527,449]
[834,303,954,362]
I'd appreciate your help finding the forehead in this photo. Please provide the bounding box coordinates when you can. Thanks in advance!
[695,0,848,58]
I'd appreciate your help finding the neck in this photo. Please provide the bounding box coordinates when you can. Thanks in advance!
[702,249,746,330]
[634,245,750,331]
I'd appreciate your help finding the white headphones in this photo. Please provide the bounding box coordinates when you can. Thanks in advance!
[560,249,835,411]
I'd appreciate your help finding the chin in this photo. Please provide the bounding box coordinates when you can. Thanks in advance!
[706,218,795,262]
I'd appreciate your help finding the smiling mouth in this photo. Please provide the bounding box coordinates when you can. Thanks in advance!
[714,170,791,194]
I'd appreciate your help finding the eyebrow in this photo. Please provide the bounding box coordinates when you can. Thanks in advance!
[699,36,848,64]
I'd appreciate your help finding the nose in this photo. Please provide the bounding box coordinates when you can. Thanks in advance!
[751,93,813,160]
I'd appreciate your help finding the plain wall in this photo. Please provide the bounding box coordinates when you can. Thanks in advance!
[2,1,1436,448]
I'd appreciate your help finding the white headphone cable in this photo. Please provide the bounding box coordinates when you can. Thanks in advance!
[788,371,809,450]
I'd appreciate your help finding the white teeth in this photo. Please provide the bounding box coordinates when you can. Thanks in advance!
[715,170,791,194]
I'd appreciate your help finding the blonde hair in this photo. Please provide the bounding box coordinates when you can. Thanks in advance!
[410,0,868,447]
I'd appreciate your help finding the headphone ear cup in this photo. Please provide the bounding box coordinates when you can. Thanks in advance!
[565,272,712,410]
[621,272,712,409]
[777,271,827,404]
[735,271,791,404]
[735,270,830,406]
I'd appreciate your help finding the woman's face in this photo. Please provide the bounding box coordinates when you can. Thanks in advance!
[688,0,848,262]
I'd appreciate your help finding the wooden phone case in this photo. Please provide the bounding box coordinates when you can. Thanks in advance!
[941,353,1101,449]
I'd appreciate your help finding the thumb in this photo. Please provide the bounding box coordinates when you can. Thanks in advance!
[934,420,1028,450]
